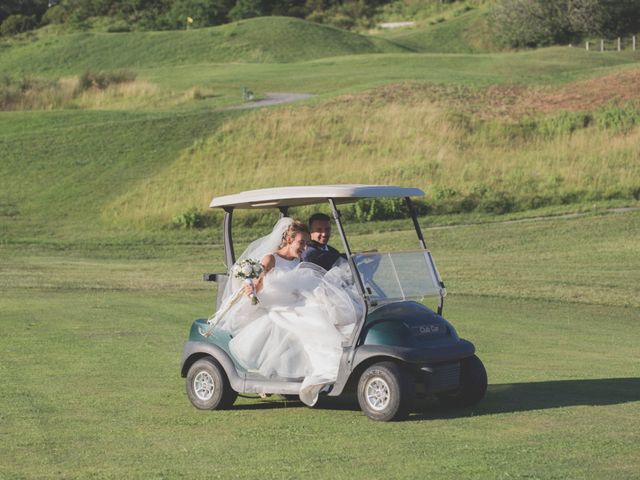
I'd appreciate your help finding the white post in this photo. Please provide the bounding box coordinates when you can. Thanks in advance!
[586,41,590,51]
[600,39,604,52]
[618,37,621,51]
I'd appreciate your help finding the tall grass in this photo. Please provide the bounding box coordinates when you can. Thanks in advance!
[0,70,155,111]
[106,87,640,226]
[0,76,76,111]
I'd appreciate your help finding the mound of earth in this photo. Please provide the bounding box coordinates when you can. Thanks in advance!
[330,69,640,119]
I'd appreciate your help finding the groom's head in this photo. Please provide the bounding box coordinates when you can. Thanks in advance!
[308,213,331,246]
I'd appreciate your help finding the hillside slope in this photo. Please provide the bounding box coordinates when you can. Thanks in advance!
[0,16,407,76]
[3,65,639,239]
[378,7,495,53]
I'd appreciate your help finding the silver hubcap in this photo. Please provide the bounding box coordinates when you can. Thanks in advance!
[194,371,215,401]
[365,376,391,411]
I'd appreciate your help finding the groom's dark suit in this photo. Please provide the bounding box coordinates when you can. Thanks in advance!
[301,240,341,271]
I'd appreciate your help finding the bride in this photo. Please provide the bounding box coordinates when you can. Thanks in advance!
[216,217,364,406]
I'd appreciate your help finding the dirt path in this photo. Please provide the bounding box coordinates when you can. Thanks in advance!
[227,92,314,110]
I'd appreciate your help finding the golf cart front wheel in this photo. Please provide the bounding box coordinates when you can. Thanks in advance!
[437,355,487,408]
[357,362,413,421]
[186,357,237,410]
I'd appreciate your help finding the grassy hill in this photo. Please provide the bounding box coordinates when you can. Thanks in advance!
[377,6,495,53]
[0,16,407,77]
[1,14,640,479]
[0,16,639,241]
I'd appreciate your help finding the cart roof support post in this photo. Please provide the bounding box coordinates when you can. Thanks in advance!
[223,208,235,268]
[328,198,369,351]
[278,206,289,218]
[405,196,427,250]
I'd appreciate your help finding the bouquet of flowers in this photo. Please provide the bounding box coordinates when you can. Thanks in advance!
[199,258,264,337]
[233,258,264,305]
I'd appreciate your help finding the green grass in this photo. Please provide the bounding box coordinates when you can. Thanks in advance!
[0,108,239,238]
[1,13,639,478]
[81,86,640,228]
[1,211,639,478]
[378,7,495,53]
[2,35,639,237]
[0,16,406,77]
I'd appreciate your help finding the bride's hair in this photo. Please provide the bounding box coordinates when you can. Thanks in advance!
[280,220,310,248]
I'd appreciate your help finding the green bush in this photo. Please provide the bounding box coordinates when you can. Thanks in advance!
[105,21,131,33]
[164,0,233,29]
[77,70,136,92]
[1,14,37,36]
[353,197,408,221]
[491,0,640,48]
[0,75,64,111]
[534,111,592,138]
[41,5,67,25]
[477,190,516,214]
[0,81,20,110]
[594,103,640,133]
[228,0,264,21]
[172,207,219,229]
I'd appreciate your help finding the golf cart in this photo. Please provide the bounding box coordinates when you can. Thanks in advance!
[181,185,487,421]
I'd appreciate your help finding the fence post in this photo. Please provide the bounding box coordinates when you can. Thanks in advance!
[618,37,621,51]
[586,41,590,51]
[600,39,604,52]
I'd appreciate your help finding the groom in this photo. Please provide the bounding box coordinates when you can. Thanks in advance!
[301,213,342,271]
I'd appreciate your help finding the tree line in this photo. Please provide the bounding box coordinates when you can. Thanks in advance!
[2,0,639,48]
[492,0,640,47]
[0,0,393,35]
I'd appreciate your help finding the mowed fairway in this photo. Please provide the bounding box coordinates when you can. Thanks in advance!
[1,210,639,479]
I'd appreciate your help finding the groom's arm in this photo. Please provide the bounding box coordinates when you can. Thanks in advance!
[300,245,317,263]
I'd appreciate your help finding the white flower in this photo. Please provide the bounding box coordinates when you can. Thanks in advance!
[242,264,253,276]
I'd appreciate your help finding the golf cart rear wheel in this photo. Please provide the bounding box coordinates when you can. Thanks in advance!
[357,362,413,421]
[186,357,237,410]
[437,355,487,408]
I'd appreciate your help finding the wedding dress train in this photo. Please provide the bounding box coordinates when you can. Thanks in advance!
[219,257,364,406]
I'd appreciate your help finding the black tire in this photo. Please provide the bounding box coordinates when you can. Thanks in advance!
[280,394,301,402]
[357,362,414,421]
[437,355,487,408]
[186,357,237,410]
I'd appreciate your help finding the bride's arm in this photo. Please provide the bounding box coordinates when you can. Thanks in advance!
[244,254,275,296]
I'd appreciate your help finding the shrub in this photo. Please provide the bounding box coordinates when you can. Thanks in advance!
[172,207,213,229]
[106,21,131,33]
[0,81,20,110]
[1,14,37,36]
[478,191,516,214]
[491,0,570,47]
[491,0,640,48]
[535,111,592,138]
[0,75,71,111]
[77,70,136,92]
[341,198,410,222]
[594,103,640,133]
[42,5,67,25]
[228,0,264,21]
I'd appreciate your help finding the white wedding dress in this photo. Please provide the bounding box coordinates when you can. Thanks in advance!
[216,219,364,406]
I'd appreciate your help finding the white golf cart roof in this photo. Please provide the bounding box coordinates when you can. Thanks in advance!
[210,184,424,209]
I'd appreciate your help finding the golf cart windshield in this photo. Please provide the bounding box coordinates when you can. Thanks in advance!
[353,250,445,304]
